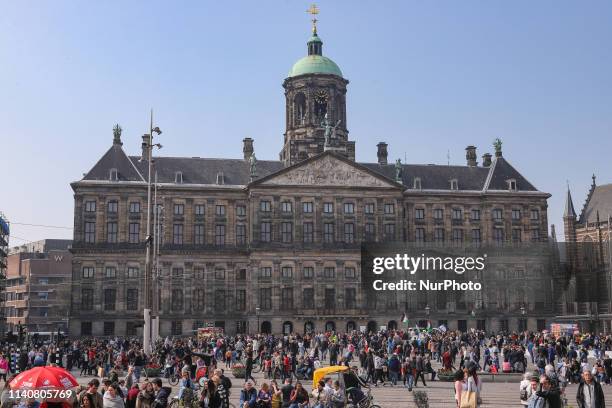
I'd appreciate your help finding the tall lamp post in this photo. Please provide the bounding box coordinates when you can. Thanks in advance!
[256,307,261,334]
[143,111,162,355]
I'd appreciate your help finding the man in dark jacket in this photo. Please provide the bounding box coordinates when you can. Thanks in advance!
[576,370,605,408]
[536,374,562,408]
[151,378,171,408]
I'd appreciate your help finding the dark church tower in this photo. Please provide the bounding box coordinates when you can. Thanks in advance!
[280,20,354,166]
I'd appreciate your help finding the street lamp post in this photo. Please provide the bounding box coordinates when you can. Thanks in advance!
[143,110,162,355]
[256,307,261,334]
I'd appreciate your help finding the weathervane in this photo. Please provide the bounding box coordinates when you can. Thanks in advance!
[307,4,319,34]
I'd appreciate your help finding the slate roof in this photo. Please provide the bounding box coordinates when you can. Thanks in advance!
[579,184,612,224]
[79,143,543,193]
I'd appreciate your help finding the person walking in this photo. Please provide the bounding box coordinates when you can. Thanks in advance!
[576,369,605,408]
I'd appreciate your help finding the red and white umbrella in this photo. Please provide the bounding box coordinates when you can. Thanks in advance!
[10,366,79,390]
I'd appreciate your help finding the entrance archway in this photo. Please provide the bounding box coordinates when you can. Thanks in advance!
[282,321,293,335]
[367,320,377,333]
[346,321,356,332]
[325,321,336,332]
[261,321,272,334]
[387,320,397,331]
[304,321,314,334]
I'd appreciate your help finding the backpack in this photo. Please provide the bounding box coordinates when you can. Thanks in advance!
[520,384,529,401]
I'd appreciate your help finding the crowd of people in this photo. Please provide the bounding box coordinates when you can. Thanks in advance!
[0,328,609,407]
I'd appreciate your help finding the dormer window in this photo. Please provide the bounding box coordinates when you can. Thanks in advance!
[109,168,118,181]
[175,171,183,184]
[216,172,224,185]
[450,179,458,190]
[413,177,422,190]
[507,179,517,191]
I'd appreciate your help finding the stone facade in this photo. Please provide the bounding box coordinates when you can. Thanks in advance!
[69,24,552,337]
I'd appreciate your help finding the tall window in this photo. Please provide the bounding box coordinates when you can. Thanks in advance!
[452,229,463,245]
[452,208,463,220]
[384,224,395,241]
[303,222,314,243]
[512,229,522,243]
[129,202,140,214]
[281,222,293,243]
[472,229,481,245]
[194,224,205,245]
[85,200,96,212]
[415,208,425,220]
[215,205,225,216]
[345,267,356,279]
[195,204,205,216]
[493,228,504,244]
[81,289,94,310]
[282,266,293,278]
[84,222,96,243]
[471,209,481,221]
[127,267,139,278]
[530,209,540,220]
[325,288,335,309]
[303,202,313,214]
[303,288,314,309]
[344,203,355,214]
[236,290,246,311]
[82,267,95,279]
[173,203,184,216]
[365,223,375,241]
[214,290,225,312]
[215,225,225,245]
[107,201,118,213]
[260,267,272,278]
[259,288,272,310]
[345,288,356,309]
[281,288,293,309]
[105,267,116,278]
[193,288,204,311]
[172,267,183,278]
[512,209,521,220]
[104,288,116,311]
[303,267,314,279]
[323,202,334,214]
[434,228,444,243]
[531,229,540,242]
[324,223,334,243]
[260,222,271,242]
[433,208,444,220]
[126,289,138,310]
[129,223,140,243]
[172,224,183,244]
[171,321,182,336]
[171,289,183,311]
[384,203,395,214]
[107,222,118,243]
[104,322,115,336]
[344,223,355,243]
[236,224,246,245]
[364,203,375,215]
[282,202,292,213]
[323,267,335,278]
[415,228,425,243]
[492,209,503,221]
[236,205,246,217]
[260,200,271,212]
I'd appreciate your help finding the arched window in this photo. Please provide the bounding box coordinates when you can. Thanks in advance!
[346,321,356,332]
[283,321,293,335]
[304,321,315,334]
[294,93,306,126]
[261,321,272,334]
[366,320,377,333]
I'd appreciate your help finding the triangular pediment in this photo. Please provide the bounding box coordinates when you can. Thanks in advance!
[257,153,400,188]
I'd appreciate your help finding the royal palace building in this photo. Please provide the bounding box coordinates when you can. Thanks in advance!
[69,21,552,337]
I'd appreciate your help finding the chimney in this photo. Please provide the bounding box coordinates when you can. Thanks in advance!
[376,142,388,165]
[243,138,254,160]
[141,134,150,161]
[465,145,477,167]
[482,153,492,167]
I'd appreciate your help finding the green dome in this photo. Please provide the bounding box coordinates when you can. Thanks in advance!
[288,55,343,78]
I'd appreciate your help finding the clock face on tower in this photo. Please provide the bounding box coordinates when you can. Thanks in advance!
[314,89,328,104]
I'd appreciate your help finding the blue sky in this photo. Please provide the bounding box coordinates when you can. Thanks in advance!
[1,1,611,245]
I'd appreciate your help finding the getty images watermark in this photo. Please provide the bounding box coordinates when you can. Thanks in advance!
[370,253,486,291]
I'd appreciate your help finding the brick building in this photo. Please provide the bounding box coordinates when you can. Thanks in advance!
[69,21,552,337]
